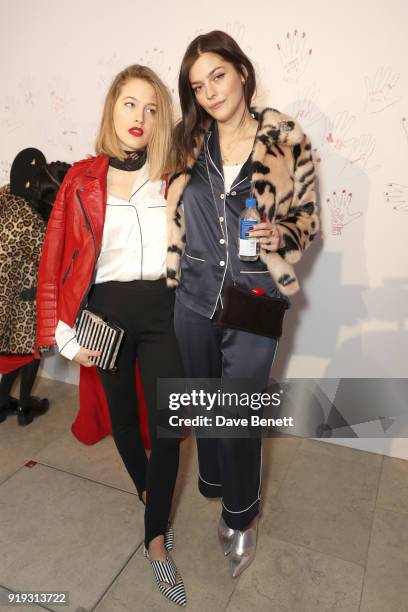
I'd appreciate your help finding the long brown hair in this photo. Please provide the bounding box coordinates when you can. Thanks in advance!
[174,30,256,170]
[95,65,173,180]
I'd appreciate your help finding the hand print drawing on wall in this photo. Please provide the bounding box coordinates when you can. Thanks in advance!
[365,66,401,114]
[0,160,11,187]
[287,83,323,127]
[21,88,34,107]
[1,97,24,134]
[326,111,356,152]
[385,183,408,212]
[327,190,362,235]
[344,134,376,170]
[48,79,78,153]
[95,53,121,92]
[17,75,39,109]
[276,30,312,82]
[49,91,65,113]
[325,111,379,175]
[225,21,252,54]
[138,48,175,92]
[402,117,408,143]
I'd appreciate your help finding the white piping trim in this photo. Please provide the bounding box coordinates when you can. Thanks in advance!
[222,496,260,514]
[230,175,248,191]
[59,335,76,353]
[185,253,206,262]
[199,472,222,487]
[205,134,230,319]
[221,340,279,516]
[221,446,263,514]
[207,131,224,182]
[130,178,149,200]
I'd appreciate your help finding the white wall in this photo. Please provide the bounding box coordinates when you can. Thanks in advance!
[1,0,407,454]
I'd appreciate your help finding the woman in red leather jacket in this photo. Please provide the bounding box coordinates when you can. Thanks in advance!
[37,65,187,608]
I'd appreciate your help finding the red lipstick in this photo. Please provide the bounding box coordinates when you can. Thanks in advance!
[128,127,144,137]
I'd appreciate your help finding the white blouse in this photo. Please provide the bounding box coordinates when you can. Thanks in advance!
[223,162,244,193]
[55,163,167,360]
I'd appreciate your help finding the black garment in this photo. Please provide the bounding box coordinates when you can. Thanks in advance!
[87,279,183,548]
[177,120,288,319]
[174,296,278,530]
[0,359,40,407]
[109,149,147,172]
[0,369,19,407]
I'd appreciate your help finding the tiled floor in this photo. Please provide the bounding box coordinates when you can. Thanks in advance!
[0,377,407,611]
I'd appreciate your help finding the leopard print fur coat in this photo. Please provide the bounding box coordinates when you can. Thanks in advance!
[0,185,45,354]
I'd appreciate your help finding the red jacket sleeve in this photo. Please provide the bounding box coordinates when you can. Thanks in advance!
[36,172,71,346]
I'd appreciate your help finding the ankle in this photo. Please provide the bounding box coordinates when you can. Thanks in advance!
[147,535,166,560]
[244,514,260,531]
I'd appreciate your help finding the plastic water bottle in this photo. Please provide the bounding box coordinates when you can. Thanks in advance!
[238,198,260,261]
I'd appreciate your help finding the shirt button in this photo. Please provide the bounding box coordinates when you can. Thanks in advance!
[231,191,237,196]
[219,260,225,266]
[219,238,225,244]
[219,216,224,222]
[220,194,225,199]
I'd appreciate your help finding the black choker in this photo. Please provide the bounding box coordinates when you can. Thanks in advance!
[109,149,147,171]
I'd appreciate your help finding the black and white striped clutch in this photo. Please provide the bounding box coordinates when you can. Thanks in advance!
[75,309,125,371]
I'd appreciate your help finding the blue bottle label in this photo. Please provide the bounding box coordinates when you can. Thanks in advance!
[239,219,257,239]
[239,220,258,256]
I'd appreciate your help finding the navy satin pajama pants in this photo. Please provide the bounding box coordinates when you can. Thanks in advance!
[174,296,278,530]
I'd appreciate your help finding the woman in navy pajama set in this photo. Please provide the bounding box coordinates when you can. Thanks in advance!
[166,31,319,577]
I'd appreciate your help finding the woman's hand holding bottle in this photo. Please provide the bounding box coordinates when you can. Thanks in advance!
[248,223,281,252]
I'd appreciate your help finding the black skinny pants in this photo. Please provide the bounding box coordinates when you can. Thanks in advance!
[88,279,183,547]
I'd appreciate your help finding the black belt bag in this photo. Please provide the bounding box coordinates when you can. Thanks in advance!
[217,285,288,338]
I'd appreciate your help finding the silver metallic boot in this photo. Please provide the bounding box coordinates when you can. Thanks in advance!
[218,516,236,556]
[229,518,259,578]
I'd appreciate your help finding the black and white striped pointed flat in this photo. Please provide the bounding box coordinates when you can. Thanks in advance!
[164,524,174,551]
[144,546,187,607]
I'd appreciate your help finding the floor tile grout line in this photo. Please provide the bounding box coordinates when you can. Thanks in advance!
[0,463,26,488]
[357,453,384,612]
[224,577,241,612]
[30,460,139,497]
[90,543,143,611]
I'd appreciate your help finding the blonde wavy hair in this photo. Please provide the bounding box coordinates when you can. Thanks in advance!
[95,65,173,180]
